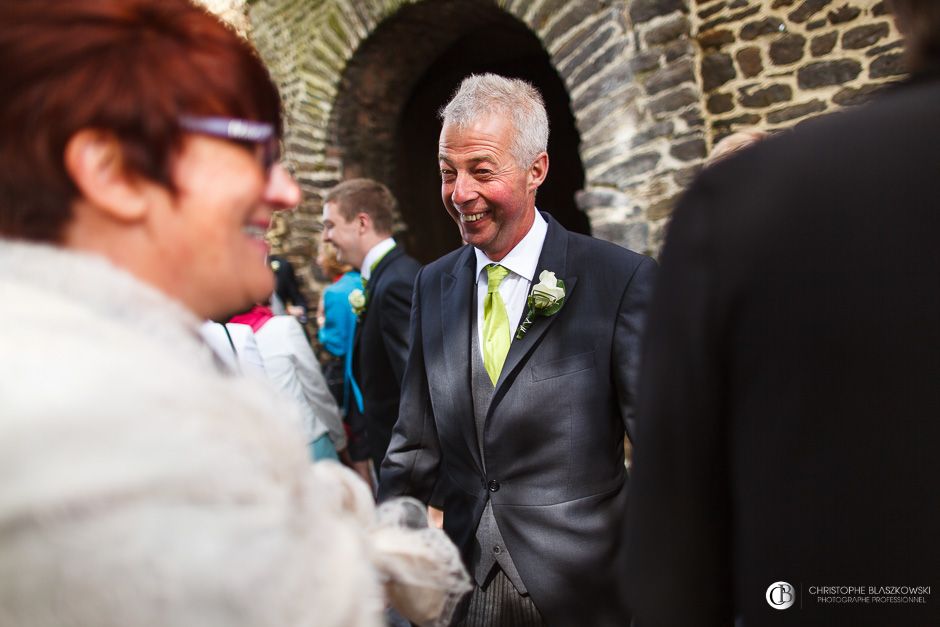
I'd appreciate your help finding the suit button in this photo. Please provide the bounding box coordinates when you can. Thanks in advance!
[493,545,502,554]
[488,480,500,492]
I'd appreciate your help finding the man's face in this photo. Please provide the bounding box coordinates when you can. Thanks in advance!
[439,114,546,261]
[322,201,363,269]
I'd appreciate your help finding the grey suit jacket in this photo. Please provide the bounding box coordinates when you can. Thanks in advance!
[380,213,656,626]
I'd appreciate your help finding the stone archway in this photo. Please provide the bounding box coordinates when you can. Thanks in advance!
[243,0,900,290]
[249,0,694,271]
[330,0,589,263]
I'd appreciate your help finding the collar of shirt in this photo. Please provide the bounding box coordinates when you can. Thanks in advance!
[473,210,547,285]
[361,237,396,282]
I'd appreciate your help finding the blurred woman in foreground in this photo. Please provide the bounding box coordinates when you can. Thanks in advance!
[0,1,467,625]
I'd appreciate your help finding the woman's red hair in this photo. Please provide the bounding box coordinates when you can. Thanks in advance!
[0,0,283,242]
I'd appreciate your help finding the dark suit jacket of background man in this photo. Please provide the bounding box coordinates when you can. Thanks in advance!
[350,244,421,472]
[625,67,940,627]
[380,213,656,626]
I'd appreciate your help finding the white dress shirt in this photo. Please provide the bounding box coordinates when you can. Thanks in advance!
[474,211,548,358]
[254,316,347,450]
[200,321,267,377]
[361,237,396,282]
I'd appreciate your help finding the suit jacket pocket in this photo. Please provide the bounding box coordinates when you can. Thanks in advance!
[530,350,595,382]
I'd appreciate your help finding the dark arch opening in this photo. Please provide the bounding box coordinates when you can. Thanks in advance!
[332,0,587,264]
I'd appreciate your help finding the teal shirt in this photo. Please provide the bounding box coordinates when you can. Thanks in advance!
[317,271,361,357]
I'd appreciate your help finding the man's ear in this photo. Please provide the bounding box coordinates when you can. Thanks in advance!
[527,151,549,193]
[356,211,372,234]
[63,129,148,222]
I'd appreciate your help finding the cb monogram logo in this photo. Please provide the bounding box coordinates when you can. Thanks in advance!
[766,581,796,610]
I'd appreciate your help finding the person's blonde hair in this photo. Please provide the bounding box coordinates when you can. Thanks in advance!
[317,242,351,278]
[707,129,769,166]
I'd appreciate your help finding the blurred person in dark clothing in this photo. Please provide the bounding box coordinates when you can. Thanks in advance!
[268,253,309,321]
[321,179,421,482]
[625,2,940,626]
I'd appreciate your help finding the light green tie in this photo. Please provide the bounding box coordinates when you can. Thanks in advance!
[483,264,511,385]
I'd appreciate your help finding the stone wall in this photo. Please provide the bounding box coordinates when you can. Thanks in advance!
[626,0,903,250]
[247,0,669,289]
[240,0,906,295]
[194,0,251,36]
[695,0,902,140]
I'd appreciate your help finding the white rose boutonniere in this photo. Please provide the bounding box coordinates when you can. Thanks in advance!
[515,270,566,339]
[348,288,366,318]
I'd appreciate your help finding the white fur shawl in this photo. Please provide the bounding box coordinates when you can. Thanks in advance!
[0,241,385,627]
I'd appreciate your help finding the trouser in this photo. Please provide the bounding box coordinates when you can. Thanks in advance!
[453,568,543,627]
[321,355,344,407]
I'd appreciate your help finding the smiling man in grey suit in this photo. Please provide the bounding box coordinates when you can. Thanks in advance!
[379,74,656,626]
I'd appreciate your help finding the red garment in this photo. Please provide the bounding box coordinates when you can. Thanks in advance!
[229,304,274,332]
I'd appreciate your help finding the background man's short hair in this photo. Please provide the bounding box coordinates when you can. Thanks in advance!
[439,73,549,168]
[324,178,397,236]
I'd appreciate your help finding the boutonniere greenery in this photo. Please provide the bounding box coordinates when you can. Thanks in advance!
[516,270,566,339]
[348,288,366,318]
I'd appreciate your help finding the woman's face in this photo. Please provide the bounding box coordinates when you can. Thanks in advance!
[148,135,300,320]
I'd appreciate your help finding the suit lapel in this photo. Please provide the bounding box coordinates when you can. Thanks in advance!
[353,246,402,362]
[365,245,403,303]
[492,214,578,407]
[440,246,481,466]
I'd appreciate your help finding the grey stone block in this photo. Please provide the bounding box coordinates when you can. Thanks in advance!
[770,34,806,65]
[870,52,905,78]
[707,92,735,114]
[797,59,862,88]
[701,52,736,91]
[842,23,889,50]
[739,83,793,108]
[788,0,832,24]
[648,86,699,118]
[740,17,784,41]
[644,59,696,95]
[811,31,838,56]
[766,98,826,123]
[630,0,687,25]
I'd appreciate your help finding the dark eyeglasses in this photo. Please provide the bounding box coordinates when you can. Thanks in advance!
[178,115,281,172]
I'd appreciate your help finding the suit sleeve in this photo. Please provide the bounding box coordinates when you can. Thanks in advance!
[623,177,732,627]
[612,254,657,442]
[378,271,415,386]
[378,267,442,504]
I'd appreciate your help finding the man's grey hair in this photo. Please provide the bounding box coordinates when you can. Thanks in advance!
[439,73,549,167]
